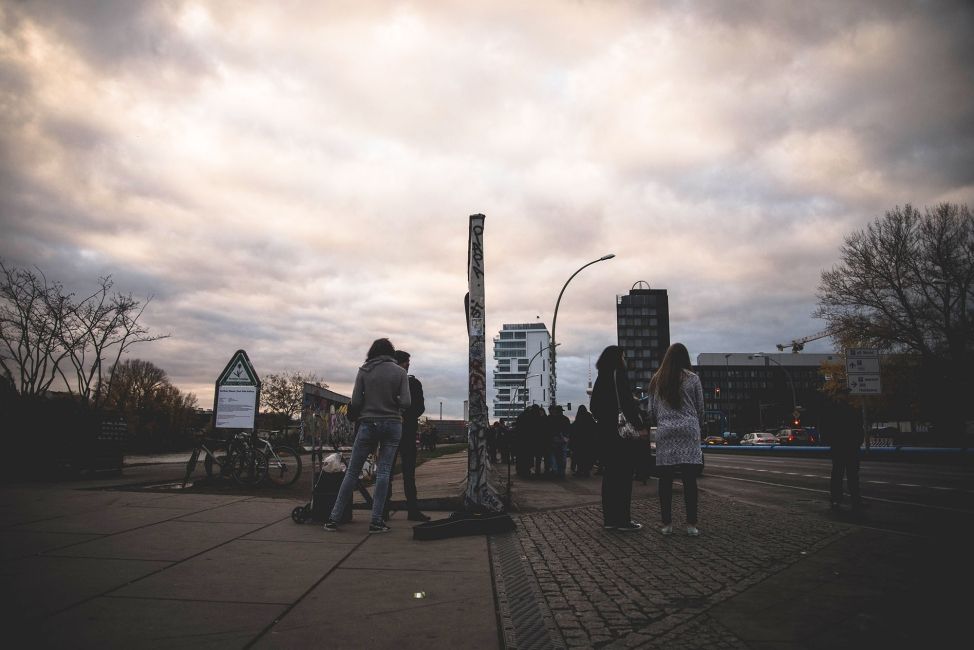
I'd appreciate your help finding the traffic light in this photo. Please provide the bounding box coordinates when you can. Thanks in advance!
[792,418,801,426]
[714,385,721,398]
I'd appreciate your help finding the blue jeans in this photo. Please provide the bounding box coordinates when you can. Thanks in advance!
[329,419,402,525]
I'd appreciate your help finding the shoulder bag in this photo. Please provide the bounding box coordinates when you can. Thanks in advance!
[614,372,640,440]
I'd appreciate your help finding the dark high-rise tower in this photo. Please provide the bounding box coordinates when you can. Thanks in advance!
[616,282,670,396]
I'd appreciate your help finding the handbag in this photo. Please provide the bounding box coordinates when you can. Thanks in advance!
[614,373,640,440]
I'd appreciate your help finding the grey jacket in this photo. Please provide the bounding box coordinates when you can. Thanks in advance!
[350,355,411,421]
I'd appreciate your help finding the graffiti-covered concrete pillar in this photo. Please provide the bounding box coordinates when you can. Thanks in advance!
[464,214,504,512]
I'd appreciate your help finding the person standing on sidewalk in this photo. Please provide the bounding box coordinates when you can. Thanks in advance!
[325,338,410,534]
[648,342,705,537]
[590,345,646,531]
[385,350,430,522]
[828,414,864,513]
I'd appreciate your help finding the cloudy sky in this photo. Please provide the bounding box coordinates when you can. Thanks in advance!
[2,0,972,419]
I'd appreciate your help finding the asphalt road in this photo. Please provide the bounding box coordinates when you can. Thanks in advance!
[699,450,974,538]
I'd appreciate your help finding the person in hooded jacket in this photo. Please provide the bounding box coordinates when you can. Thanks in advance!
[324,338,410,534]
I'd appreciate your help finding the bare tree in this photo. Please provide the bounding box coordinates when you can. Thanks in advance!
[815,203,973,437]
[0,260,168,405]
[0,262,73,397]
[61,276,168,408]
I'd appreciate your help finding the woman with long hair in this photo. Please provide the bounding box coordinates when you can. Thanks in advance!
[589,345,646,531]
[324,338,410,534]
[648,342,705,536]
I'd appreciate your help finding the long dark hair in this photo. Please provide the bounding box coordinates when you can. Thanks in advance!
[595,345,625,374]
[649,342,692,408]
[366,338,395,360]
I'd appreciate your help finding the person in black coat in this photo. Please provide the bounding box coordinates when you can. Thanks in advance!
[827,407,864,512]
[589,345,647,531]
[570,405,598,477]
[383,350,430,522]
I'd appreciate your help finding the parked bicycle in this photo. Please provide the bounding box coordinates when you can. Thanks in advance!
[254,435,302,487]
[184,432,265,487]
[189,431,301,488]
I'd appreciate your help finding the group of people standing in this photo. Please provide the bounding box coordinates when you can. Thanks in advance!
[324,338,430,534]
[505,404,600,480]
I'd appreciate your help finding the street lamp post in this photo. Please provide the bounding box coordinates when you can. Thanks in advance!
[523,343,558,412]
[751,353,798,421]
[549,254,615,409]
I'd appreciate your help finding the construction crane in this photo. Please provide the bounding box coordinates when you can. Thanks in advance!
[776,328,834,353]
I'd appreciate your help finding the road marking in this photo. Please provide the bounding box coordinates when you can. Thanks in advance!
[703,472,974,514]
[897,483,921,487]
[867,480,889,484]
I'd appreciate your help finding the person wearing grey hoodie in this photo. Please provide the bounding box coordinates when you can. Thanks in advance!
[325,338,411,533]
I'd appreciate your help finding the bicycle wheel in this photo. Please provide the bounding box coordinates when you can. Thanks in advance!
[266,445,302,487]
[231,445,268,487]
[204,445,229,479]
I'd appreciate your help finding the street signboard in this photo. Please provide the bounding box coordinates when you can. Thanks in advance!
[846,348,881,395]
[214,350,260,429]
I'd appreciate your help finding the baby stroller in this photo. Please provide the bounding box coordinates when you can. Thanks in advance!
[291,445,376,524]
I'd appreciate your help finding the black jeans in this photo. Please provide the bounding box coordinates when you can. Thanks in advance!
[383,428,420,516]
[657,464,701,525]
[601,437,636,526]
[830,451,861,506]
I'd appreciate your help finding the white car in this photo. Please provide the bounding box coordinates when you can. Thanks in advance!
[740,432,777,445]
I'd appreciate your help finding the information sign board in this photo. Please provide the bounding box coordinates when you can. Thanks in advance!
[846,348,881,395]
[213,350,260,429]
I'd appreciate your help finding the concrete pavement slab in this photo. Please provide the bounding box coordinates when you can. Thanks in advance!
[177,500,297,524]
[11,502,224,535]
[341,519,491,573]
[53,520,266,561]
[0,529,100,560]
[243,516,363,545]
[258,560,499,650]
[0,555,170,623]
[115,538,356,604]
[37,596,286,649]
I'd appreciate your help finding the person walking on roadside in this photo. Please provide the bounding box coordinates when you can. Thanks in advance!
[648,342,705,537]
[324,338,410,534]
[384,350,430,522]
[590,345,647,531]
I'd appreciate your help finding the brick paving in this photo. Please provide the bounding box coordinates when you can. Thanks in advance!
[509,493,849,649]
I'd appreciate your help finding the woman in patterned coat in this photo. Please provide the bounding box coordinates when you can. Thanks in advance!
[648,343,705,536]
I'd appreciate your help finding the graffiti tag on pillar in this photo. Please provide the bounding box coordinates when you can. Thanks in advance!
[465,213,502,512]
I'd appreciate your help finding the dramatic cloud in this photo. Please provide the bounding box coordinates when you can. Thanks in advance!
[2,0,972,418]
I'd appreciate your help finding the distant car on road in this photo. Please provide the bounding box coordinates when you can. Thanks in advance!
[776,428,819,445]
[740,432,777,445]
[704,435,726,445]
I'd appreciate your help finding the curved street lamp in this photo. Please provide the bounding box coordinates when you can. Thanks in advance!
[549,254,615,409]
[751,353,799,419]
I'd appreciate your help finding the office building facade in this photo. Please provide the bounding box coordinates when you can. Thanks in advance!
[695,352,843,435]
[616,284,670,396]
[492,323,550,421]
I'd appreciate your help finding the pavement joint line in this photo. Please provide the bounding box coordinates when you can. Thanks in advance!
[40,503,292,621]
[99,593,293,606]
[243,531,373,649]
[5,494,261,555]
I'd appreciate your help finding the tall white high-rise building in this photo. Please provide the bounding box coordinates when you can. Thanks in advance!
[492,323,550,421]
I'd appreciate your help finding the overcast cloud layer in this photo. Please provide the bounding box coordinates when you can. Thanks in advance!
[2,0,972,418]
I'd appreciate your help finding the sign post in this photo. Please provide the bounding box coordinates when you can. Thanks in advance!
[846,348,881,449]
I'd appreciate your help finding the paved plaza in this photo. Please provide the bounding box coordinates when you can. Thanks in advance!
[0,451,966,649]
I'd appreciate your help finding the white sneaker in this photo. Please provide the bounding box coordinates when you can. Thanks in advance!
[687,525,700,536]
[660,524,673,536]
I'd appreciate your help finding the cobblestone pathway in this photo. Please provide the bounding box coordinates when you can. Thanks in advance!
[494,494,849,649]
